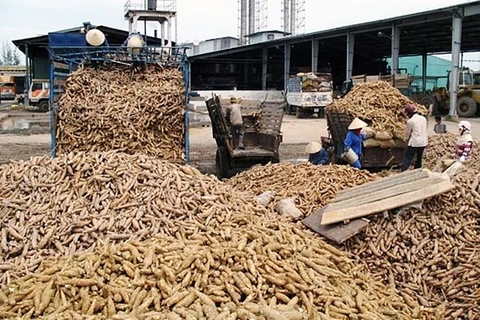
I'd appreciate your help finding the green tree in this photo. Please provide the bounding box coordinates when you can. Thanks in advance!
[0,41,21,65]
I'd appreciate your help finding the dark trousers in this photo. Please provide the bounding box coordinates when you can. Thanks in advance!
[401,146,425,171]
[230,124,244,149]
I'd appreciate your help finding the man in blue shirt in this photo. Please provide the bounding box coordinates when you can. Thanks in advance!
[305,141,329,165]
[344,118,368,169]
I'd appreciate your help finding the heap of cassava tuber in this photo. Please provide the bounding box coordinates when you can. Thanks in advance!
[0,152,430,319]
[327,81,428,149]
[56,65,186,162]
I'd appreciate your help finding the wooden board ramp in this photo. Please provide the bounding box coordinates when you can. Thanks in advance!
[303,169,455,243]
[303,208,369,244]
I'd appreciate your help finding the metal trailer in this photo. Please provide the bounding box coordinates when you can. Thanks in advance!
[326,109,405,171]
[48,33,190,162]
[205,94,284,178]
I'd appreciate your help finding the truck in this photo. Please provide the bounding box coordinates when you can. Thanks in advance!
[205,94,284,178]
[419,68,480,117]
[285,72,333,118]
[0,75,16,100]
[28,79,50,112]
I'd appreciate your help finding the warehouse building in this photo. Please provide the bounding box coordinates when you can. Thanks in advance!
[189,0,480,116]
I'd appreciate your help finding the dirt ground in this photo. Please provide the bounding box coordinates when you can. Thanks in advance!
[1,110,480,172]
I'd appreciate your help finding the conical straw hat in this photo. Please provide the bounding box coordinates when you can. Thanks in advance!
[86,29,105,46]
[127,35,144,48]
[305,141,322,154]
[348,117,368,130]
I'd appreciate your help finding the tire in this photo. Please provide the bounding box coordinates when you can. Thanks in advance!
[215,146,230,179]
[419,96,440,115]
[286,104,295,115]
[38,100,49,112]
[456,96,477,118]
[271,153,280,163]
[318,108,325,118]
[296,107,303,118]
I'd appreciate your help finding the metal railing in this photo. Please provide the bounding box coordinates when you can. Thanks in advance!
[48,45,187,67]
[124,0,176,14]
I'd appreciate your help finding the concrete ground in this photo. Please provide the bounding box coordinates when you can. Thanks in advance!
[1,109,480,169]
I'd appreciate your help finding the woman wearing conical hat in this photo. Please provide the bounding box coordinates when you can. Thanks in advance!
[344,117,368,169]
[305,141,329,165]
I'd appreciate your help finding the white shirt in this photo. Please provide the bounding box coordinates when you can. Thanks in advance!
[406,113,428,147]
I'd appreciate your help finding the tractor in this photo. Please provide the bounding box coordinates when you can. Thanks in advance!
[420,69,480,117]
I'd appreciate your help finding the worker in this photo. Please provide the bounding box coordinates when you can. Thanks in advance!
[225,97,245,149]
[434,115,447,134]
[305,141,329,165]
[401,104,428,171]
[344,117,368,169]
[454,120,473,162]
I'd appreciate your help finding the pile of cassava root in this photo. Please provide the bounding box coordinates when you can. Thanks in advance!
[56,65,186,162]
[327,81,428,147]
[349,133,478,318]
[228,163,376,216]
[0,153,431,319]
[228,138,480,319]
[0,218,429,319]
[0,151,265,283]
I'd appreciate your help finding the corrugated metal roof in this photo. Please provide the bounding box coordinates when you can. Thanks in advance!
[190,1,480,60]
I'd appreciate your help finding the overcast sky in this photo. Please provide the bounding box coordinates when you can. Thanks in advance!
[1,0,479,68]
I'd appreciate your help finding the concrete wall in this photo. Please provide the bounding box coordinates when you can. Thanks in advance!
[195,90,283,101]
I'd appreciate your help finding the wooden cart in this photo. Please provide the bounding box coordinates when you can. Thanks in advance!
[205,94,284,178]
[326,109,405,170]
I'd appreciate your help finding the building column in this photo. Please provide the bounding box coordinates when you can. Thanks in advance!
[391,25,400,74]
[262,48,268,90]
[133,16,140,33]
[421,53,427,94]
[284,43,291,91]
[25,44,30,94]
[311,39,319,73]
[161,23,165,46]
[167,19,172,46]
[449,10,463,118]
[346,32,355,80]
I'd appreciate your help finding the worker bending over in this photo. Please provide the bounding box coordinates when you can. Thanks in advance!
[401,104,428,171]
[455,121,473,162]
[305,141,329,165]
[344,118,368,169]
[225,97,245,149]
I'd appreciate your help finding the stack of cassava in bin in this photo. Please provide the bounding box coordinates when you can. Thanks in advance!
[327,81,428,149]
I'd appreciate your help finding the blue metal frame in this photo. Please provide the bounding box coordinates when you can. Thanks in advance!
[48,45,190,163]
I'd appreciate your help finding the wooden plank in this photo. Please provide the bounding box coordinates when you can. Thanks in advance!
[53,62,69,70]
[336,169,423,196]
[303,208,369,244]
[321,179,454,225]
[333,170,429,202]
[54,79,66,87]
[324,176,445,212]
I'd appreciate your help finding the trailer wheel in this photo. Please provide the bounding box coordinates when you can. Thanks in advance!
[38,101,49,112]
[296,108,303,118]
[457,96,477,118]
[318,108,325,118]
[419,96,440,115]
[215,146,230,179]
[286,104,295,115]
[271,153,280,163]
